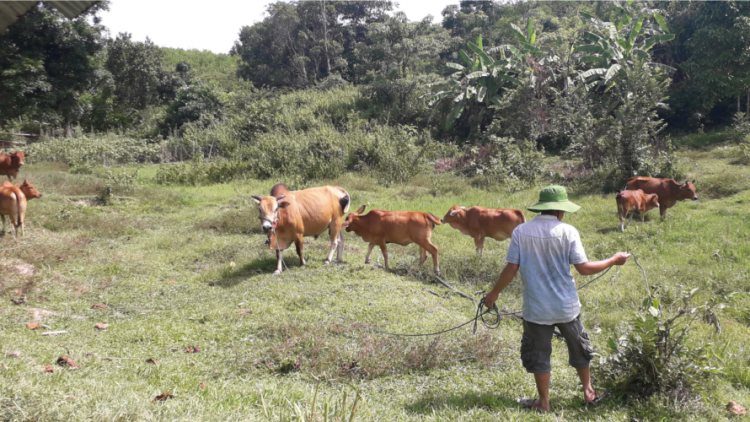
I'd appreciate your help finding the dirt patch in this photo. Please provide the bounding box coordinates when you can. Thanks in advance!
[27,308,59,322]
[0,259,35,276]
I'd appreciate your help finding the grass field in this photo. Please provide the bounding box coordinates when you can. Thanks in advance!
[1,144,750,421]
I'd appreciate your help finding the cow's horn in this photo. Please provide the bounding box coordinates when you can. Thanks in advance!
[275,195,286,201]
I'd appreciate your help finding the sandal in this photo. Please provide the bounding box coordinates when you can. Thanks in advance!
[517,398,548,413]
[583,390,607,407]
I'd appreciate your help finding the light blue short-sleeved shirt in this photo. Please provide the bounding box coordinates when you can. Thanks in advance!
[505,214,588,325]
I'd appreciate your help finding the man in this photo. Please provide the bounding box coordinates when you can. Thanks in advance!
[484,185,630,413]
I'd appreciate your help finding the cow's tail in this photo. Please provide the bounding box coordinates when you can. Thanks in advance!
[425,213,442,227]
[515,209,526,224]
[615,192,625,217]
[13,191,20,227]
[339,188,350,214]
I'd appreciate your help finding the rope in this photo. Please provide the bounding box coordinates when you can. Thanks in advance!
[268,224,650,338]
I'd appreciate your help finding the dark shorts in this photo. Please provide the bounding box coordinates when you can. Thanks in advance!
[520,314,594,374]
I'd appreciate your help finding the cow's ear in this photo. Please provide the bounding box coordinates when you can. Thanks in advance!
[275,194,286,201]
[460,206,466,210]
[356,205,366,214]
[278,201,291,209]
[251,195,262,205]
[449,209,460,216]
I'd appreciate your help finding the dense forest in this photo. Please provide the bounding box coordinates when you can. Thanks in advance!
[2,0,750,191]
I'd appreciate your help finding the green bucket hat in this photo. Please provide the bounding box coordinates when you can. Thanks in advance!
[528,185,581,213]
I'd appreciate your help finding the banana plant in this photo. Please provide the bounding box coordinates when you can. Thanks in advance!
[575,2,675,93]
[426,34,522,129]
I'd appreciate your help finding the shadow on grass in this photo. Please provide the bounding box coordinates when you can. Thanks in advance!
[207,258,301,287]
[596,226,622,234]
[405,393,520,414]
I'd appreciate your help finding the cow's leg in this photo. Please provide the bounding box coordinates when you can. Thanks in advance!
[0,214,5,236]
[660,204,667,219]
[474,237,485,257]
[640,210,646,223]
[336,231,344,262]
[378,242,389,270]
[627,212,633,229]
[364,243,375,264]
[294,234,305,266]
[619,212,626,232]
[419,247,427,266]
[274,250,283,275]
[325,224,341,265]
[423,241,440,276]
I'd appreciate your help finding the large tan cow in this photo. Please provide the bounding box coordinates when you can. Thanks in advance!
[251,184,350,275]
[0,180,42,238]
[615,189,659,232]
[342,205,442,275]
[625,177,697,218]
[441,205,526,256]
[0,151,28,181]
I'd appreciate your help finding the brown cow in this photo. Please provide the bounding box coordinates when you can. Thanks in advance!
[0,180,42,238]
[625,177,697,219]
[251,184,350,275]
[0,151,28,181]
[342,205,442,275]
[615,189,659,232]
[441,205,526,256]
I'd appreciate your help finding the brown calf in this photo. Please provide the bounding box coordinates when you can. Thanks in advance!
[625,177,697,219]
[441,205,526,256]
[616,189,659,232]
[0,151,28,181]
[0,180,42,238]
[252,184,350,275]
[342,205,442,275]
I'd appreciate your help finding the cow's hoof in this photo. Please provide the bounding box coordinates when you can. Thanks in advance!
[324,259,331,265]
[273,270,282,275]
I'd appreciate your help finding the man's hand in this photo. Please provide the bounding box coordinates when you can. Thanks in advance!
[484,291,499,310]
[611,252,631,265]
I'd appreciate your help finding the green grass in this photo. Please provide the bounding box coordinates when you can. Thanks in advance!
[1,149,749,421]
[673,129,730,149]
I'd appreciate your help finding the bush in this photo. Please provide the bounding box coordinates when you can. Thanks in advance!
[595,288,739,403]
[25,133,162,170]
[155,123,437,187]
[160,83,225,137]
[455,136,544,190]
[155,156,248,186]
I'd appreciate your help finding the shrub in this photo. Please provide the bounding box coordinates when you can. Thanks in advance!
[595,288,740,403]
[456,136,544,190]
[25,133,162,170]
[155,156,248,186]
[729,112,750,144]
[160,83,225,137]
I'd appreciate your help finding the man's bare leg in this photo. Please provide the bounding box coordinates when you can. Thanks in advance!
[576,367,597,402]
[532,373,551,412]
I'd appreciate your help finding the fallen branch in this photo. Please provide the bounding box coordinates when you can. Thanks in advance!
[434,275,475,302]
[102,357,139,361]
[41,330,68,336]
[426,289,443,298]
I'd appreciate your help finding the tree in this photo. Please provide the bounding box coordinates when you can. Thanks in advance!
[353,12,449,80]
[160,83,225,137]
[106,33,169,115]
[0,2,109,133]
